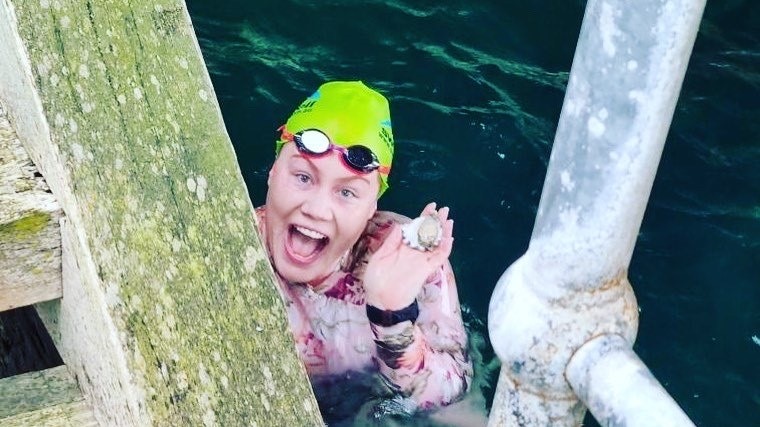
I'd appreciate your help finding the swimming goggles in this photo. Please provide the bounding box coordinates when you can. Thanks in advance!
[279,126,390,175]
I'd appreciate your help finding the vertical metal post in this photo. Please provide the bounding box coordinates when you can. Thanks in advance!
[487,0,705,425]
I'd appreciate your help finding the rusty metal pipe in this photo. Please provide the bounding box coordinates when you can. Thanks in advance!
[566,334,695,426]
[488,0,706,425]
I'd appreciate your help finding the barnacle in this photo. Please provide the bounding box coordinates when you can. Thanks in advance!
[401,214,442,251]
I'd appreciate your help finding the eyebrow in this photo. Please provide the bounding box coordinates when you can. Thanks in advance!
[289,153,373,188]
[288,153,316,170]
[341,174,372,188]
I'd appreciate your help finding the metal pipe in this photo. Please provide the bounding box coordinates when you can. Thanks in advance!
[566,334,695,427]
[487,0,706,425]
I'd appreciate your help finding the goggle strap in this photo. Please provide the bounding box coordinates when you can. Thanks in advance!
[278,125,295,143]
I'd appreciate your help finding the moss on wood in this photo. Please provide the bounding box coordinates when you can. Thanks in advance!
[0,366,97,426]
[0,211,51,240]
[7,0,321,424]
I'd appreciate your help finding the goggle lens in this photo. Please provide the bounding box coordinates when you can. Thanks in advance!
[294,130,331,154]
[287,128,385,174]
[345,146,376,171]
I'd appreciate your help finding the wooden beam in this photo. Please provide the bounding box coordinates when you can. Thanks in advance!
[0,365,97,426]
[1,0,322,424]
[0,101,62,312]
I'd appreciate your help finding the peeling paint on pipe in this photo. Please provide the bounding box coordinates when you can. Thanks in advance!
[488,0,706,425]
[566,334,695,427]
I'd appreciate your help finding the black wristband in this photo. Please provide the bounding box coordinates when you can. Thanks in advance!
[366,300,419,327]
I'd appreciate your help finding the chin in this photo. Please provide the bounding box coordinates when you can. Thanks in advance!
[272,255,333,285]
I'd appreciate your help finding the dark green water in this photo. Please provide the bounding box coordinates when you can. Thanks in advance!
[0,1,755,425]
[187,1,759,425]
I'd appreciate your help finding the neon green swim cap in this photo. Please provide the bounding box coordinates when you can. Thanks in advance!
[276,81,394,196]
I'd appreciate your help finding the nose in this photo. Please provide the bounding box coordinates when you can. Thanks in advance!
[300,194,333,222]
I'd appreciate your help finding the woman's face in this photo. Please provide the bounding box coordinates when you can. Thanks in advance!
[264,143,380,285]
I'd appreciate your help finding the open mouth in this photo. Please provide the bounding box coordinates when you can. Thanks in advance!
[286,225,329,263]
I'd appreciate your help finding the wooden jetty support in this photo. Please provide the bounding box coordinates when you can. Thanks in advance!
[0,366,98,426]
[0,0,322,425]
[0,102,62,312]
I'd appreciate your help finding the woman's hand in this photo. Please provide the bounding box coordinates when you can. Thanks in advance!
[363,202,454,310]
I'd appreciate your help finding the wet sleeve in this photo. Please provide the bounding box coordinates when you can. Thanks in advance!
[369,262,473,410]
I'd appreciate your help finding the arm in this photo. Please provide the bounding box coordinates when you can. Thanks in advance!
[361,205,472,409]
[369,262,473,409]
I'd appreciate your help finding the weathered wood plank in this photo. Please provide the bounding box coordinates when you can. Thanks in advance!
[0,365,97,426]
[0,101,62,312]
[0,0,322,425]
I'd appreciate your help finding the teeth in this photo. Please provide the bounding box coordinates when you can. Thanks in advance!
[295,226,326,240]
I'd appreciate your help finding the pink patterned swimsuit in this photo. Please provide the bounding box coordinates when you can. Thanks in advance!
[256,207,473,410]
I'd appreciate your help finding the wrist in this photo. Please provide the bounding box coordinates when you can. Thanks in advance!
[366,299,419,326]
[364,291,416,312]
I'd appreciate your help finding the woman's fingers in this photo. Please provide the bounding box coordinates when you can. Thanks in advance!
[421,202,437,216]
[443,218,454,239]
[438,206,450,222]
[412,203,455,251]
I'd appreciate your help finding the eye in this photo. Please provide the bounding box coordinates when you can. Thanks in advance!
[340,188,357,199]
[295,173,311,184]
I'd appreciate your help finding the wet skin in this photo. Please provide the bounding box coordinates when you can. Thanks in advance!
[265,142,455,310]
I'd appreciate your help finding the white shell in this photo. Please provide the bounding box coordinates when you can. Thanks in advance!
[401,214,442,251]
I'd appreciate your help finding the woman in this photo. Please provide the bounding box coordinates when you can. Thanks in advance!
[256,81,473,414]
